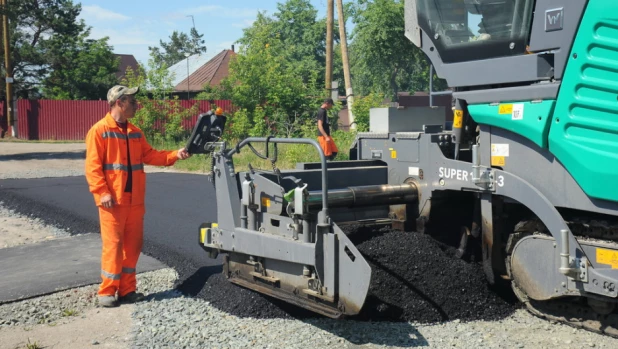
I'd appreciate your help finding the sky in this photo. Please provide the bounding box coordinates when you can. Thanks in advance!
[76,0,332,68]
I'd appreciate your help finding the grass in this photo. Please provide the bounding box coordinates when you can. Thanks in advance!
[61,309,78,317]
[25,338,43,349]
[168,142,325,173]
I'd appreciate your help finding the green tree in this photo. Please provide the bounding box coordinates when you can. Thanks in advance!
[42,31,119,99]
[219,9,323,137]
[349,0,447,101]
[0,0,118,99]
[216,0,351,138]
[149,28,207,69]
[269,0,335,85]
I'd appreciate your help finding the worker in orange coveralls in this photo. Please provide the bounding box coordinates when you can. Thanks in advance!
[316,98,338,160]
[85,85,191,307]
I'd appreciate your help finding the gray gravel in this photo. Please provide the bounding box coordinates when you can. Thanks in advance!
[0,281,99,328]
[3,143,618,348]
[127,268,615,349]
[2,264,615,349]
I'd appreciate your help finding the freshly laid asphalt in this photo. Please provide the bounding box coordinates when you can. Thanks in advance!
[0,233,166,303]
[0,172,222,303]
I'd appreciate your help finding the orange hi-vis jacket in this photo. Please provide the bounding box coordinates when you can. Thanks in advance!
[85,113,178,206]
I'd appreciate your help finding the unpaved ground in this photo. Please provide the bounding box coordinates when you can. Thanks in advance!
[2,306,132,349]
[0,143,87,177]
[0,205,68,249]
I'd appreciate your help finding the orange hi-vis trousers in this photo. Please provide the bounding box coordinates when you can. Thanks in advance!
[318,135,338,157]
[98,192,145,297]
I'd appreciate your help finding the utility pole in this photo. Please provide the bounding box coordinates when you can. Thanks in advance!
[2,0,14,136]
[185,52,190,100]
[325,0,333,96]
[186,15,195,101]
[335,0,354,129]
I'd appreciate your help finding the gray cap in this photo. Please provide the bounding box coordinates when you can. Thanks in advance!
[107,85,139,105]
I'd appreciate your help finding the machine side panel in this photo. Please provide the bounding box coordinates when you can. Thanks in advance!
[258,167,388,193]
[369,107,446,133]
[549,0,618,203]
[528,0,588,80]
[216,156,241,230]
[453,83,560,104]
[468,100,556,148]
[490,127,618,216]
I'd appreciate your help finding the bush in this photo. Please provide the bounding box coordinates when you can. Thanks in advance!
[250,106,271,137]
[133,98,199,144]
[350,93,386,132]
[227,108,252,140]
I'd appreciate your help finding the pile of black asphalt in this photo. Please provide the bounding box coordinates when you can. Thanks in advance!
[1,175,517,323]
[345,224,518,323]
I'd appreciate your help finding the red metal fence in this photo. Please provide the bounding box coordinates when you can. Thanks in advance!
[14,99,234,141]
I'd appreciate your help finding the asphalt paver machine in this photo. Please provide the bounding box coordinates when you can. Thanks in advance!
[186,0,618,335]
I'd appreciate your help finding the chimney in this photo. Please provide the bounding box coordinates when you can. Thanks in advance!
[231,44,234,52]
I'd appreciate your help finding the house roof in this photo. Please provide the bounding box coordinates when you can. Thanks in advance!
[167,53,214,88]
[114,54,139,81]
[174,49,236,92]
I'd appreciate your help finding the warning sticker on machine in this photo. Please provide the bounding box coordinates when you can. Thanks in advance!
[453,110,463,128]
[390,148,397,159]
[597,248,618,269]
[498,103,524,120]
[261,197,271,207]
[512,104,524,120]
[491,156,506,166]
[498,104,513,114]
[491,144,509,157]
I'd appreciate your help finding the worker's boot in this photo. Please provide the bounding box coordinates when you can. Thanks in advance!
[119,291,145,304]
[98,295,119,308]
